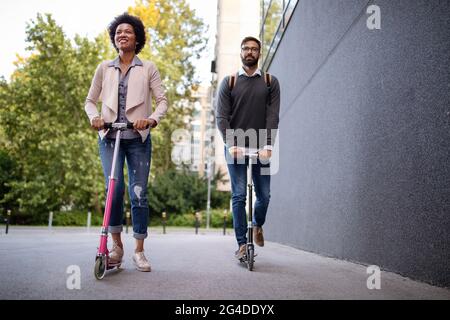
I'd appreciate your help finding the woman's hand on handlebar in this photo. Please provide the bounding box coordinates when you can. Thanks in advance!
[134,118,157,130]
[91,116,104,130]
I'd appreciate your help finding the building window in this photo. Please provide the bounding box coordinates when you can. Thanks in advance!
[260,0,299,71]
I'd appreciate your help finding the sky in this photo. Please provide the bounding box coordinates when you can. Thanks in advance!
[0,0,217,85]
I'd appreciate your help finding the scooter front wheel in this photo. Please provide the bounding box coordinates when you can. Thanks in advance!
[94,256,107,280]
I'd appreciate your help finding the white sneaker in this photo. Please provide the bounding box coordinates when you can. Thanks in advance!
[109,241,123,264]
[133,251,151,272]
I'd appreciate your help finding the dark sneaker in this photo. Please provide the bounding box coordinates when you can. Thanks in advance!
[234,244,247,260]
[254,226,264,247]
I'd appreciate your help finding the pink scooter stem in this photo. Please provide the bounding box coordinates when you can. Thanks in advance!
[98,178,116,254]
[97,125,124,256]
[94,122,136,279]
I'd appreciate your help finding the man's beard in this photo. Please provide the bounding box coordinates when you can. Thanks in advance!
[241,55,259,67]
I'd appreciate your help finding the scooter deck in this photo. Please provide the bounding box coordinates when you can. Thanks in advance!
[106,261,122,270]
[238,252,257,263]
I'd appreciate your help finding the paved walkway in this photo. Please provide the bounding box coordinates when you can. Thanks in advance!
[0,226,449,300]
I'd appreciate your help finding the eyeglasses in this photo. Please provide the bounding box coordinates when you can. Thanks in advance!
[241,46,260,53]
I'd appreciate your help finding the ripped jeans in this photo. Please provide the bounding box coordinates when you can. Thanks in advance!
[98,136,151,239]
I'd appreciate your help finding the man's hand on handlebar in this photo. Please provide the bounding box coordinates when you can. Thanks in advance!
[228,147,272,160]
[258,149,272,161]
[229,146,244,159]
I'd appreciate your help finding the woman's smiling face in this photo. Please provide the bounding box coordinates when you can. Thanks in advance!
[115,23,136,53]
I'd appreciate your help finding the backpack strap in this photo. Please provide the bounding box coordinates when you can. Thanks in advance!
[264,72,272,88]
[229,71,271,90]
[228,72,238,91]
[264,72,272,105]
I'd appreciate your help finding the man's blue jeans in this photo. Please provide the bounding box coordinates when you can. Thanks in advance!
[225,147,271,247]
[99,136,151,239]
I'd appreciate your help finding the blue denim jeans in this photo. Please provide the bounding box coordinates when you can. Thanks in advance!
[99,136,151,239]
[225,147,271,247]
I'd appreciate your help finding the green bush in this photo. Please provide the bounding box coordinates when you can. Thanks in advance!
[151,209,233,228]
[52,211,103,226]
[167,213,197,227]
[149,215,162,227]
[207,209,233,228]
[148,168,230,215]
[0,149,19,214]
[6,208,234,228]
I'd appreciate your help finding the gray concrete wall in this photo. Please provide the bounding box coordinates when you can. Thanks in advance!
[265,0,450,287]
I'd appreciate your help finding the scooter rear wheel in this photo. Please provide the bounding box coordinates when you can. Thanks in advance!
[247,247,254,271]
[94,256,107,280]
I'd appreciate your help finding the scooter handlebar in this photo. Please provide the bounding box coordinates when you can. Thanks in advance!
[103,122,135,130]
[101,122,151,130]
[242,148,260,158]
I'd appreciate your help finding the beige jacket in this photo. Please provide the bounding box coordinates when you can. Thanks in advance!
[84,58,168,142]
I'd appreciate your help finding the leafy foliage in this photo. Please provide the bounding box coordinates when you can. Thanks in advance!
[0,14,104,218]
[148,167,230,215]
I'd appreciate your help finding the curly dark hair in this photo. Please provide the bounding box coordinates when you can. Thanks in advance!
[108,13,146,54]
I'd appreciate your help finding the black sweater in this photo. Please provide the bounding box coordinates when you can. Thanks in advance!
[216,73,280,149]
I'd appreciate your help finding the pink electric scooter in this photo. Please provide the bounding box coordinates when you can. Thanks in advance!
[94,122,134,280]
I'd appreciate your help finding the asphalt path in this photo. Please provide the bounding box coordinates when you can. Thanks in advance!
[0,226,449,300]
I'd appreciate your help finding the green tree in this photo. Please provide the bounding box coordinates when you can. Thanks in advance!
[0,149,18,214]
[0,14,105,219]
[0,0,211,220]
[0,0,210,222]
